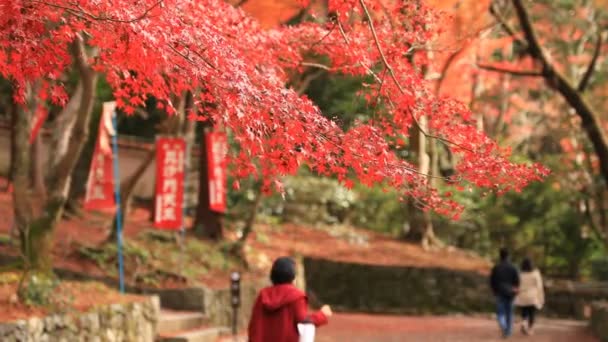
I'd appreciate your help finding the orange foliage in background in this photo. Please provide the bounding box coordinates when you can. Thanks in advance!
[236,0,302,28]
[426,0,493,102]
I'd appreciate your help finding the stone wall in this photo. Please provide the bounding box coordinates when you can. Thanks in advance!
[304,257,608,318]
[141,281,266,330]
[0,296,160,342]
[201,282,265,329]
[304,257,493,315]
[545,282,608,319]
[591,301,608,341]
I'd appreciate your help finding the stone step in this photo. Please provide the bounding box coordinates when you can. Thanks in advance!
[157,327,231,342]
[157,310,208,335]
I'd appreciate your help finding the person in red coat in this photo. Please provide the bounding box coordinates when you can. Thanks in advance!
[248,257,332,342]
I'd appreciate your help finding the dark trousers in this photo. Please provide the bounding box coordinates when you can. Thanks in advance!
[521,306,536,327]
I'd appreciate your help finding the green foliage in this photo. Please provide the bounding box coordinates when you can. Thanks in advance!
[19,273,60,307]
[305,73,377,129]
[349,185,407,234]
[0,233,12,246]
[77,231,239,287]
[590,256,608,281]
[116,96,165,139]
[436,173,605,279]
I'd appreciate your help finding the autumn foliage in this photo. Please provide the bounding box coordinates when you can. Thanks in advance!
[0,0,547,217]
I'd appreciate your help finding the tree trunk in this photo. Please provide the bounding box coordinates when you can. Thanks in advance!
[230,182,262,261]
[239,185,262,245]
[18,35,98,273]
[194,124,223,240]
[56,83,88,217]
[13,82,35,267]
[12,81,60,273]
[30,133,46,199]
[403,116,437,248]
[47,83,82,172]
[507,0,608,186]
[7,94,17,191]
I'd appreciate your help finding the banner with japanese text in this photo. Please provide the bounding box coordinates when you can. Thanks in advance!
[29,107,49,144]
[154,137,186,229]
[206,131,227,213]
[84,102,116,210]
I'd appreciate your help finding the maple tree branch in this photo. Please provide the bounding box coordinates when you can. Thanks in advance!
[578,30,603,92]
[309,22,337,49]
[477,63,543,77]
[301,62,331,71]
[168,43,217,71]
[313,130,449,180]
[34,0,163,24]
[71,34,94,79]
[47,33,98,197]
[184,44,217,70]
[355,0,473,154]
[168,44,195,65]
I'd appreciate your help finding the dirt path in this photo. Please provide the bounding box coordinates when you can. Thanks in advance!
[315,313,598,342]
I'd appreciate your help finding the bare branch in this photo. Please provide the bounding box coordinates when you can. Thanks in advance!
[47,34,98,197]
[489,1,526,47]
[71,33,94,79]
[511,0,546,61]
[477,63,543,77]
[300,62,331,71]
[578,30,604,92]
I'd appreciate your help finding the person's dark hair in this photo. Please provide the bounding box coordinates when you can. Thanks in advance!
[499,247,509,261]
[270,257,296,285]
[521,258,534,272]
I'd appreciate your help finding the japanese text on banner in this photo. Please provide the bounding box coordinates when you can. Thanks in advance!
[206,132,227,213]
[154,137,186,230]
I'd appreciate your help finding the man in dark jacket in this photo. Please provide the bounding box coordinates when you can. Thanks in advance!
[490,248,520,338]
[248,257,332,342]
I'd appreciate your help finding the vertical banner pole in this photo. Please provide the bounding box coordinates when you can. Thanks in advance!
[111,110,125,293]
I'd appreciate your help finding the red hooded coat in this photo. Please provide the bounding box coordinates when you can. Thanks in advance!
[248,284,328,342]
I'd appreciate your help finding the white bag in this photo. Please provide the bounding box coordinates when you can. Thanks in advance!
[297,323,316,342]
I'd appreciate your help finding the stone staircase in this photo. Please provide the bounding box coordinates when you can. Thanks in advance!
[156,310,231,342]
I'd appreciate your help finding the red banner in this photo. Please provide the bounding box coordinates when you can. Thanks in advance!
[29,107,49,144]
[84,102,117,210]
[206,131,227,213]
[154,137,186,230]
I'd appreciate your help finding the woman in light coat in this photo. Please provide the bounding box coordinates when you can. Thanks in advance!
[514,258,544,335]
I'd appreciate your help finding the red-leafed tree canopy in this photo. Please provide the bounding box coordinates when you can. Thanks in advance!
[0,0,547,219]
